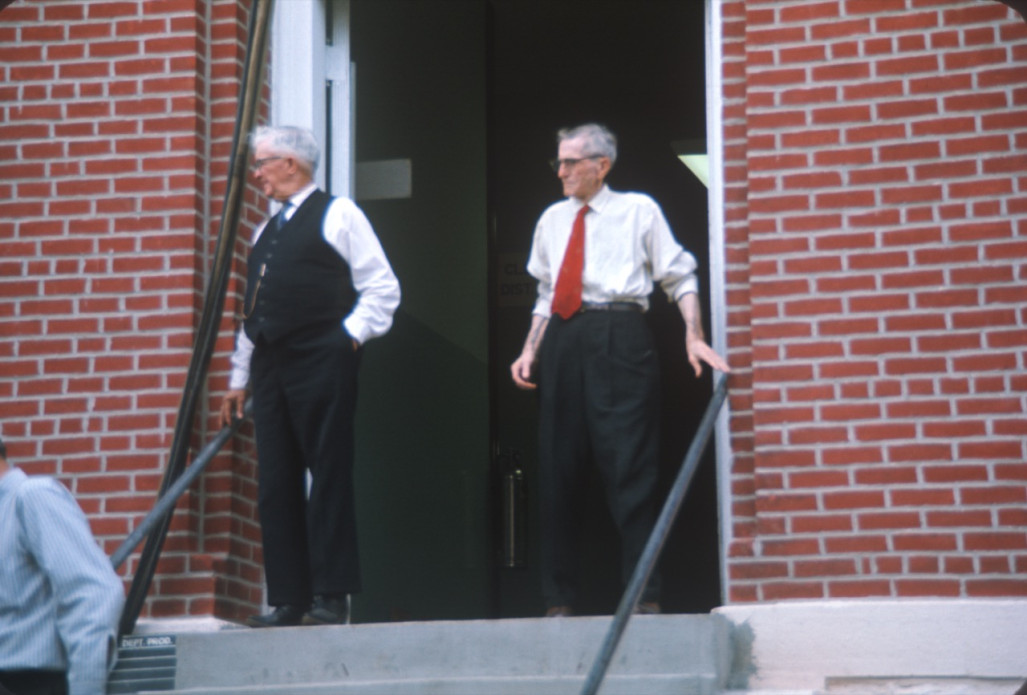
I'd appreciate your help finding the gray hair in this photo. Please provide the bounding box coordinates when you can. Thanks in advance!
[557,123,617,166]
[250,125,320,173]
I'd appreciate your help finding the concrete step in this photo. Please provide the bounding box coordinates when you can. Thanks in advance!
[112,614,732,695]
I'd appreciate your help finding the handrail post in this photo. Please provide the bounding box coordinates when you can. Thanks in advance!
[579,375,729,695]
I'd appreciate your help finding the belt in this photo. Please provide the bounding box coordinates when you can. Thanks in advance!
[0,669,67,692]
[579,301,644,313]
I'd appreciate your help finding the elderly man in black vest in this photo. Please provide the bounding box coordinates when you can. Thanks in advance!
[221,125,400,627]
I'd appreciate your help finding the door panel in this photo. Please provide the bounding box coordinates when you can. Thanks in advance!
[348,0,719,622]
[350,0,490,622]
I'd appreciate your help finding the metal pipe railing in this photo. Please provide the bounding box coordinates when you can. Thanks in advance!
[111,401,252,571]
[579,374,729,695]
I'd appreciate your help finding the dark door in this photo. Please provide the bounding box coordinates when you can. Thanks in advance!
[350,0,720,622]
[349,0,491,623]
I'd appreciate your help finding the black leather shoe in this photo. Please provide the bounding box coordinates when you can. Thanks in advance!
[303,595,349,625]
[246,604,307,628]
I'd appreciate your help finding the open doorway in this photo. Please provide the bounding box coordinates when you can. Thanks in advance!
[348,0,718,621]
[488,1,719,618]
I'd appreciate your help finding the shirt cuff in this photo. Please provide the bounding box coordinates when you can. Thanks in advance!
[672,276,700,302]
[228,368,250,391]
[343,317,366,345]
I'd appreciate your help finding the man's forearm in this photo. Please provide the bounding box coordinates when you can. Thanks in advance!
[676,292,704,341]
[522,314,549,358]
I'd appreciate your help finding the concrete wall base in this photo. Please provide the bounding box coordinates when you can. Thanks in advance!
[715,599,1027,693]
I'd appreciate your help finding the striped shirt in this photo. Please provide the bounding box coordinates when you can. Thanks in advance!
[0,467,125,695]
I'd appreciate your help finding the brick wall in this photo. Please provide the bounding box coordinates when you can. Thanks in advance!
[0,0,265,622]
[2,0,1024,623]
[722,0,1027,601]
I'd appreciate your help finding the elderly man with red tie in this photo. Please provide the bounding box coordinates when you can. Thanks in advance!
[510,123,729,618]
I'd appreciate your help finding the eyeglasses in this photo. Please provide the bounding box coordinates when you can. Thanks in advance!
[549,155,602,173]
[251,156,283,171]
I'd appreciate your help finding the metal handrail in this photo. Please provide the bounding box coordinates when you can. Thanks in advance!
[579,374,729,695]
[110,401,252,571]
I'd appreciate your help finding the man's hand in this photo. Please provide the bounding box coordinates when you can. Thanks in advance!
[511,351,538,390]
[511,314,549,390]
[685,336,731,378]
[677,292,730,378]
[220,389,247,427]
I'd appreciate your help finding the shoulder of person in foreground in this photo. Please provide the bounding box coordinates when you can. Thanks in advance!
[16,475,124,594]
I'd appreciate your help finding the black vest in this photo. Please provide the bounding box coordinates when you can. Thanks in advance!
[243,190,356,343]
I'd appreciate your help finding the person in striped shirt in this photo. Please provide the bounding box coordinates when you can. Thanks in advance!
[0,435,125,695]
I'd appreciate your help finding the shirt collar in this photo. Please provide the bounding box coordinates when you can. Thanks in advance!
[575,184,611,214]
[283,183,318,211]
[0,466,26,498]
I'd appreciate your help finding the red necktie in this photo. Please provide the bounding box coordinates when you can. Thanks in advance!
[551,205,589,319]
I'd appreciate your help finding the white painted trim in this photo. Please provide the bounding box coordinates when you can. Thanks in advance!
[270,0,327,190]
[705,0,733,607]
[326,0,353,198]
[133,616,241,634]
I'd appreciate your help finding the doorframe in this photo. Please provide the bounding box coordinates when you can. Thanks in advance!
[704,0,733,607]
[268,0,735,611]
[269,0,353,198]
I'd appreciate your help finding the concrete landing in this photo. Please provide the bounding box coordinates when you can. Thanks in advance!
[151,614,731,695]
[116,600,1027,694]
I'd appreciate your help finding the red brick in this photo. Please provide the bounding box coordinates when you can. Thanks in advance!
[746,25,808,45]
[795,558,857,577]
[958,438,1024,459]
[792,509,853,534]
[876,98,939,120]
[814,189,876,209]
[812,61,871,83]
[828,580,892,598]
[813,147,875,166]
[966,579,1027,597]
[729,561,790,581]
[909,73,974,97]
[762,581,824,601]
[876,55,940,77]
[947,91,1010,113]
[843,79,904,101]
[876,8,941,31]
[812,104,872,125]
[964,532,1027,552]
[908,555,940,574]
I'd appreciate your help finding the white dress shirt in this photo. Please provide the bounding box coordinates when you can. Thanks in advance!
[228,184,401,390]
[527,185,699,317]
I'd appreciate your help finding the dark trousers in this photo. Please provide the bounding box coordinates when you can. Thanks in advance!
[251,323,362,607]
[537,310,662,608]
[0,671,67,695]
